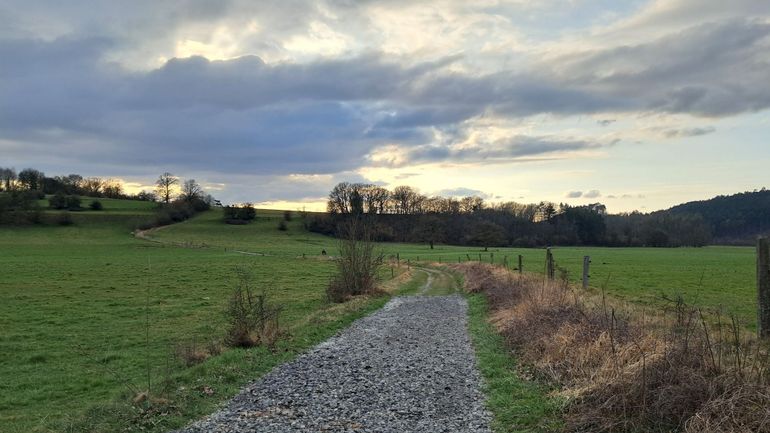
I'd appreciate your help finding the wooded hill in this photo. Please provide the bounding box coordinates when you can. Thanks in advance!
[308,183,770,248]
[665,188,770,244]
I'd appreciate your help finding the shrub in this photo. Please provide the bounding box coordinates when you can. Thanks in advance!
[89,200,103,210]
[283,210,292,221]
[224,268,282,348]
[326,217,383,302]
[277,220,287,231]
[455,263,770,433]
[174,338,221,367]
[49,192,67,209]
[66,195,81,210]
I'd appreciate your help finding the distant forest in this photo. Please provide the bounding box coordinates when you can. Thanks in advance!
[308,183,770,247]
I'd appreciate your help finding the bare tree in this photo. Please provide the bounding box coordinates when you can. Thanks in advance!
[327,182,352,214]
[180,179,204,202]
[102,179,123,198]
[81,177,105,196]
[155,172,179,204]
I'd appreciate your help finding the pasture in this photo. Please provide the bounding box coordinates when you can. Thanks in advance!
[0,201,758,432]
[0,203,385,432]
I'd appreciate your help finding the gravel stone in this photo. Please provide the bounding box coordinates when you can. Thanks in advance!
[175,295,491,433]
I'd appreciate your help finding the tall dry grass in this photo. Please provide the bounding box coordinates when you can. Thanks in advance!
[455,262,770,433]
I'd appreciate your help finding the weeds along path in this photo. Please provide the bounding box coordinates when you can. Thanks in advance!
[175,272,490,433]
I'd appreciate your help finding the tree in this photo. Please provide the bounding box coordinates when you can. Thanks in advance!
[0,167,17,191]
[102,179,123,198]
[468,221,506,251]
[327,182,352,214]
[81,177,104,196]
[18,168,44,191]
[412,216,446,249]
[391,185,418,214]
[460,196,485,213]
[180,179,204,202]
[155,172,179,204]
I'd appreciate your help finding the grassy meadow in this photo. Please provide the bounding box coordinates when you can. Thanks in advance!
[0,202,385,432]
[376,243,756,328]
[0,199,759,432]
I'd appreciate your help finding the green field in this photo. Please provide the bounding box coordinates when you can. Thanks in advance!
[374,243,756,328]
[154,214,756,328]
[0,201,758,432]
[0,203,386,432]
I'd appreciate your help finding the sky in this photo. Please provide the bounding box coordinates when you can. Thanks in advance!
[1,0,769,212]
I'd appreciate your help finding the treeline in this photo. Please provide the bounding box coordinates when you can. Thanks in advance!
[1,167,217,227]
[0,167,143,199]
[307,182,714,248]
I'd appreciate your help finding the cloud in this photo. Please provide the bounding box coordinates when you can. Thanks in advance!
[566,190,601,199]
[370,135,605,167]
[0,0,768,205]
[435,187,492,199]
[661,126,716,138]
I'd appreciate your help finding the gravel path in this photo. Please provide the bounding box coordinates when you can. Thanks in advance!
[175,295,491,433]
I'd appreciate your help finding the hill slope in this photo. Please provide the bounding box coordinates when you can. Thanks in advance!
[666,189,770,244]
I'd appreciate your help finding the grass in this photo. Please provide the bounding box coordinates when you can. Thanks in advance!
[376,243,757,328]
[466,293,561,433]
[0,202,760,431]
[0,203,389,432]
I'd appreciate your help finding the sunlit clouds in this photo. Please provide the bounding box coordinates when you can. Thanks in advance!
[1,0,768,211]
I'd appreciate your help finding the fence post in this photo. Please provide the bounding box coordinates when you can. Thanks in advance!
[407,259,411,270]
[458,256,461,263]
[582,256,590,289]
[758,237,770,338]
[490,252,494,264]
[397,253,400,267]
[546,248,554,280]
[518,255,523,274]
[439,256,442,264]
[503,255,508,269]
[478,253,482,262]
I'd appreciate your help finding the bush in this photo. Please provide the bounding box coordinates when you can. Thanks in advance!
[49,192,67,209]
[66,195,81,210]
[326,217,383,302]
[283,210,292,221]
[224,268,282,348]
[89,200,103,211]
[277,220,287,231]
[223,203,256,224]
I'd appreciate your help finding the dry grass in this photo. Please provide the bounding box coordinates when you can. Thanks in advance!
[454,262,770,433]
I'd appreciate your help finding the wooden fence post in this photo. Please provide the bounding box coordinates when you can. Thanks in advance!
[546,248,554,280]
[478,253,482,262]
[582,256,590,289]
[458,256,461,263]
[503,255,508,269]
[397,253,400,266]
[407,259,411,270]
[490,252,494,264]
[518,255,523,274]
[758,237,770,338]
